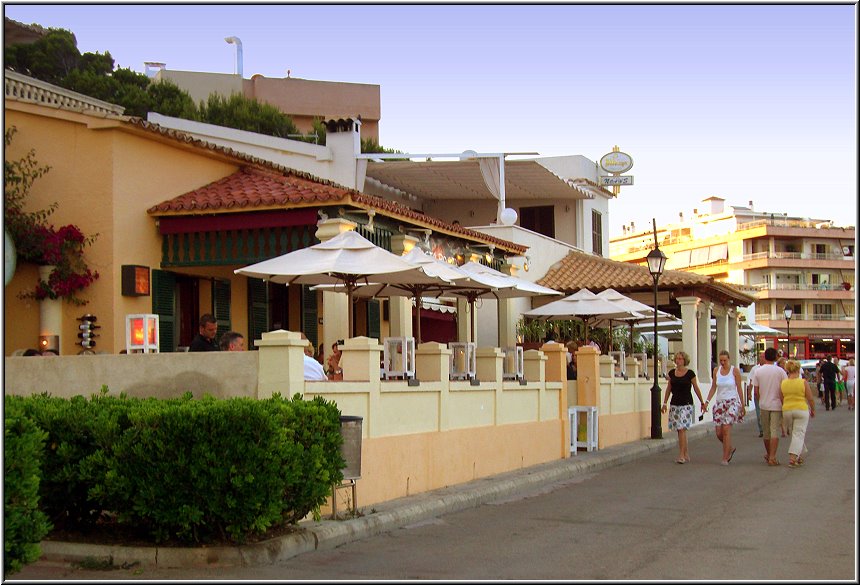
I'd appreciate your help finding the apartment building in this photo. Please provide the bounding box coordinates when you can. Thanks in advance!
[609,196,855,360]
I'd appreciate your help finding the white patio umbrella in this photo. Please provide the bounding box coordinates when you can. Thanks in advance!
[320,248,496,343]
[447,261,560,343]
[595,288,681,353]
[523,288,640,344]
[235,230,454,337]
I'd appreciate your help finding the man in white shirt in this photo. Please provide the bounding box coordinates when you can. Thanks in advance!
[751,347,787,465]
[301,333,328,381]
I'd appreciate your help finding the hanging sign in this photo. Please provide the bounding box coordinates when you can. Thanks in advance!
[599,151,634,174]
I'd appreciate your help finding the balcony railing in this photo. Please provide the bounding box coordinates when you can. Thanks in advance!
[749,283,854,292]
[5,69,126,117]
[755,313,854,322]
[742,251,852,262]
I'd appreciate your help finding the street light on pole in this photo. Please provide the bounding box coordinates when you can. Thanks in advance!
[783,304,793,358]
[646,219,668,440]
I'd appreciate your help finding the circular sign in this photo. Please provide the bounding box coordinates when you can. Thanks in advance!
[599,151,634,174]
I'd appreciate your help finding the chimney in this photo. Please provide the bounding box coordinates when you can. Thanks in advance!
[748,200,754,211]
[679,211,684,222]
[693,208,698,216]
[144,62,166,78]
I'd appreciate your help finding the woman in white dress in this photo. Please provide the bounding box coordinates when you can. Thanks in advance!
[705,350,746,465]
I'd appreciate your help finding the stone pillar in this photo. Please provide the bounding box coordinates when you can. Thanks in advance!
[697,301,713,384]
[255,329,306,399]
[714,306,729,359]
[340,336,383,382]
[574,346,600,407]
[415,342,451,382]
[523,349,547,383]
[727,309,740,368]
[677,296,699,379]
[457,298,471,342]
[497,298,516,349]
[388,234,419,339]
[476,347,504,382]
[316,218,355,347]
[540,342,567,383]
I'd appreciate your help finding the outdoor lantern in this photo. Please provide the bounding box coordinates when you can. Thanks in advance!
[784,305,793,357]
[382,336,416,379]
[125,313,159,353]
[646,246,668,278]
[646,220,667,440]
[503,346,524,380]
[449,342,476,380]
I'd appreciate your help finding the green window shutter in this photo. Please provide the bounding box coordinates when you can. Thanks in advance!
[212,279,231,340]
[301,285,318,349]
[151,270,176,352]
[367,299,381,341]
[247,278,269,350]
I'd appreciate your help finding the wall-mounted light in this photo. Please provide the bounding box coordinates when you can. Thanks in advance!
[121,265,150,296]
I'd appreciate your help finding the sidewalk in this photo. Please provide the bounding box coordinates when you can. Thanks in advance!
[16,420,718,574]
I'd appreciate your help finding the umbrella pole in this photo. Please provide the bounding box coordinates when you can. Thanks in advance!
[415,291,422,344]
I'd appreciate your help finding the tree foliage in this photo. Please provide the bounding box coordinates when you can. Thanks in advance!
[4,127,55,263]
[4,26,400,151]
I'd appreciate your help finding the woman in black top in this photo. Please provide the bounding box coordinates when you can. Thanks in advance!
[661,351,706,464]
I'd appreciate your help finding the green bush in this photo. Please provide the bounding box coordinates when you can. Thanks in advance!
[9,391,344,545]
[91,392,343,543]
[4,396,52,574]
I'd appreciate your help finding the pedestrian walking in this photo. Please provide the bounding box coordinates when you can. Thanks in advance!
[705,349,745,465]
[751,347,787,466]
[842,358,855,411]
[661,351,706,464]
[780,359,816,468]
[746,353,766,437]
[819,355,841,411]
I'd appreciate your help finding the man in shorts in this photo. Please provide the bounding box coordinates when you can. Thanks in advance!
[752,347,787,466]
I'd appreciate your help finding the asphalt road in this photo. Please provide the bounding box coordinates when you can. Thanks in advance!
[10,406,856,581]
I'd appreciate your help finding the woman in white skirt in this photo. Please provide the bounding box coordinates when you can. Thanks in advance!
[705,350,746,465]
[661,351,706,464]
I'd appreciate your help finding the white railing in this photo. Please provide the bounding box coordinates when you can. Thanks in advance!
[742,251,852,262]
[4,69,126,117]
[755,313,854,322]
[748,283,854,291]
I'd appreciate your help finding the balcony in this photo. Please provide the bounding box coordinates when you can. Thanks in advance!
[749,283,853,292]
[755,313,854,322]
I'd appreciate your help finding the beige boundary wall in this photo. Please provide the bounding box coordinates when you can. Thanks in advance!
[5,332,570,509]
[4,332,675,507]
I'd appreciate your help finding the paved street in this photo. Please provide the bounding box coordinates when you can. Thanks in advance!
[10,407,856,581]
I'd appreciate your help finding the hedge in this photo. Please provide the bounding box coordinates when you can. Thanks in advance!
[5,390,344,548]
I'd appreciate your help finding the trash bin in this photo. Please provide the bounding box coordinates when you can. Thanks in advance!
[339,415,363,480]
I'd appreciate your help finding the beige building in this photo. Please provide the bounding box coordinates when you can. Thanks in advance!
[153,68,381,141]
[3,70,523,357]
[609,196,856,361]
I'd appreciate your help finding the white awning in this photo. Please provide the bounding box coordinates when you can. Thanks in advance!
[364,159,597,202]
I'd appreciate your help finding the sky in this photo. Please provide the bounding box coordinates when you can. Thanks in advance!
[4,3,857,237]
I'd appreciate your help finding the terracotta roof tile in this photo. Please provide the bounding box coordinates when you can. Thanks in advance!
[147,167,528,254]
[537,250,755,305]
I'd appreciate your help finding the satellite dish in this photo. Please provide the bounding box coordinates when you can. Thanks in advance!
[4,228,17,286]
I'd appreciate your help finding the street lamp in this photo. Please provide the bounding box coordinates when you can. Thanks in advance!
[783,304,793,358]
[646,220,668,440]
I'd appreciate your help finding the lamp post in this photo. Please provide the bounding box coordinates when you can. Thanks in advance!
[783,304,793,358]
[646,219,668,440]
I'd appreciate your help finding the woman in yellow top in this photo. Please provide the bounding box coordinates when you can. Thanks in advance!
[779,360,816,468]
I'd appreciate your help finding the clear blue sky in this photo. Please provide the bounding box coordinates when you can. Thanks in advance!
[5,3,857,236]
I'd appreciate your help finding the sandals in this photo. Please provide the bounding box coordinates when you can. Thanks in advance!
[788,460,800,468]
[675,458,686,464]
[767,459,781,466]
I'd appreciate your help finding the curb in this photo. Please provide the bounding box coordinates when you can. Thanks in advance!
[38,423,715,569]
